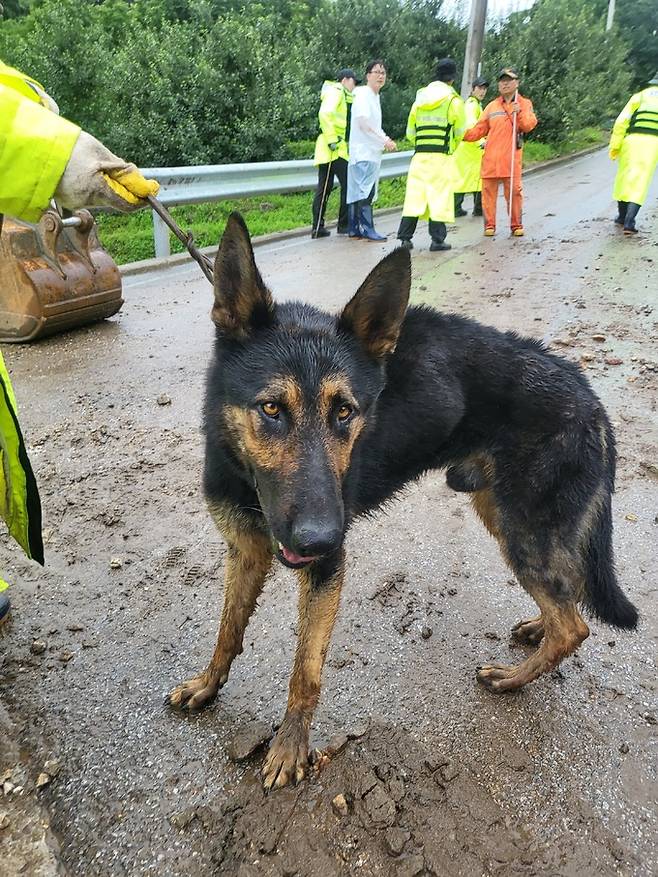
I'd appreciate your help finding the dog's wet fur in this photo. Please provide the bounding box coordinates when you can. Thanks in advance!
[170,213,638,790]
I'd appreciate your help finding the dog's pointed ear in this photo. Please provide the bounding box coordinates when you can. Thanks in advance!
[212,212,275,336]
[338,247,411,358]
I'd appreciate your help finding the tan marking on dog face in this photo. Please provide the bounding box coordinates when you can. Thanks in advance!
[317,375,364,479]
[222,377,305,477]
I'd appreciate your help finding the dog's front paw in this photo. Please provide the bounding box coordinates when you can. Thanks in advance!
[262,714,309,791]
[168,669,227,711]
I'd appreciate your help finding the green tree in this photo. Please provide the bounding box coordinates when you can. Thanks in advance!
[482,0,631,142]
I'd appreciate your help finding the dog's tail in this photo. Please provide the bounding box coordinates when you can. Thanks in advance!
[583,495,638,629]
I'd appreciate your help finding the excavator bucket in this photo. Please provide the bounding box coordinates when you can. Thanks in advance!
[0,209,123,342]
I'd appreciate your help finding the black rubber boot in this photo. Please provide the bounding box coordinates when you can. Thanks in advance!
[397,216,417,249]
[429,219,450,250]
[473,191,483,216]
[623,202,640,235]
[311,227,330,239]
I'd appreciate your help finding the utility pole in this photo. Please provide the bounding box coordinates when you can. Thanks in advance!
[461,0,488,99]
[606,0,615,31]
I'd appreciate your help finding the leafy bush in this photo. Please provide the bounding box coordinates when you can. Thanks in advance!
[0,0,634,165]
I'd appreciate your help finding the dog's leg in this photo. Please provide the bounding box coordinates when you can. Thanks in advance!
[471,486,589,689]
[262,554,344,791]
[477,589,589,692]
[169,527,272,711]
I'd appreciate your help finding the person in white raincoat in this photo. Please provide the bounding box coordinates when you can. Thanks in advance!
[396,58,466,251]
[346,59,397,241]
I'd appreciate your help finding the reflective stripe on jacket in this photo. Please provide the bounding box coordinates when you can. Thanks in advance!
[611,87,658,204]
[313,81,353,165]
[406,80,464,155]
[402,81,465,222]
[0,352,43,565]
[463,94,537,178]
[454,94,484,193]
[0,60,80,222]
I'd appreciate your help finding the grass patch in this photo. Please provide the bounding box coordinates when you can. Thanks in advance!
[97,128,606,265]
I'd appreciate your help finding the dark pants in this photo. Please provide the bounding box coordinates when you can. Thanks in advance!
[455,191,482,214]
[616,200,641,231]
[312,157,349,233]
[397,215,446,244]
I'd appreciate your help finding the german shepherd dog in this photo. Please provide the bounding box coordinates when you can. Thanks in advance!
[169,213,638,790]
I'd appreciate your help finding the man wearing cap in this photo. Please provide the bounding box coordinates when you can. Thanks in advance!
[453,75,489,217]
[311,69,358,239]
[396,58,466,251]
[609,72,658,235]
[463,67,537,236]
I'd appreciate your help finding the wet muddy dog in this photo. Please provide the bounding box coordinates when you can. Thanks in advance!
[170,213,638,790]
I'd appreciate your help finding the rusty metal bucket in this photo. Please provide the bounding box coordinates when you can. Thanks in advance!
[0,209,123,342]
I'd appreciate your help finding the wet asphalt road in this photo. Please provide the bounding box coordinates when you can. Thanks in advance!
[0,150,656,876]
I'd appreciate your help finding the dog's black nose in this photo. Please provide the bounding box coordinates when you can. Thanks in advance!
[291,524,342,557]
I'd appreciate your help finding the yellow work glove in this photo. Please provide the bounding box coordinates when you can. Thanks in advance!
[609,148,619,161]
[54,131,159,212]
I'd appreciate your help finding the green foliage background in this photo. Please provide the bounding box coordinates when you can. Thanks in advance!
[0,0,645,167]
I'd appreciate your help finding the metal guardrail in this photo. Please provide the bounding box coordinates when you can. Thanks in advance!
[142,151,413,258]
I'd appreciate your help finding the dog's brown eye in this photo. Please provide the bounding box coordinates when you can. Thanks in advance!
[261,401,280,418]
[337,404,353,422]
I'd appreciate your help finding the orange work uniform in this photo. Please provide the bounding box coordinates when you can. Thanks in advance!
[463,94,537,232]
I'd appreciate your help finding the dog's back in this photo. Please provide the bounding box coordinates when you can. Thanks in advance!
[354,306,637,636]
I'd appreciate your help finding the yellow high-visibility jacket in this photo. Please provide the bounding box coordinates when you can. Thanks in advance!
[0,62,50,580]
[0,355,43,577]
[313,80,353,165]
[610,85,658,205]
[0,61,80,222]
[402,81,465,223]
[454,94,485,194]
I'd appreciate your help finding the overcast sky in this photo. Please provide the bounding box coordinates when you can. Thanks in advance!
[442,0,536,23]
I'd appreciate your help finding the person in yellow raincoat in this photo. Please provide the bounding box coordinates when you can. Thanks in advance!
[609,72,658,235]
[396,58,466,252]
[0,60,158,624]
[311,68,358,238]
[453,75,489,217]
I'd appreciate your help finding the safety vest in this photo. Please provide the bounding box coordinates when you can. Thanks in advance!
[414,100,457,154]
[628,87,658,137]
[313,81,353,165]
[0,63,47,569]
[408,81,462,156]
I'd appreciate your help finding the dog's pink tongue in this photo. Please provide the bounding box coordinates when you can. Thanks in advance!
[281,546,318,565]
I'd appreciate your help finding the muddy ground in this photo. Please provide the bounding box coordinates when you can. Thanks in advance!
[0,151,656,876]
